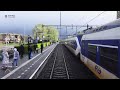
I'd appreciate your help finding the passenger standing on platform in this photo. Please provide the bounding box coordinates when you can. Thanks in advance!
[41,43,43,53]
[36,44,38,53]
[12,48,20,67]
[20,44,24,58]
[34,44,37,53]
[28,45,32,59]
[2,48,9,69]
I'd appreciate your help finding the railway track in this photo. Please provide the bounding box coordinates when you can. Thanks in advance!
[49,44,69,79]
[37,44,96,79]
[37,44,70,79]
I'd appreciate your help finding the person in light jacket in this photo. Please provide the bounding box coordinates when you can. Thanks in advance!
[12,48,20,67]
[2,48,9,69]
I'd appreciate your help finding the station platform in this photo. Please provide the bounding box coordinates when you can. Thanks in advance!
[0,44,56,79]
[1,43,97,79]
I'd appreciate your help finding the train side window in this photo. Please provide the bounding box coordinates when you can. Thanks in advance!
[100,47,118,76]
[81,41,84,54]
[88,45,97,62]
[82,41,85,49]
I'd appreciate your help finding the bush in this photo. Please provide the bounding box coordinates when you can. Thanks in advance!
[37,43,41,49]
[14,44,34,54]
[14,42,51,54]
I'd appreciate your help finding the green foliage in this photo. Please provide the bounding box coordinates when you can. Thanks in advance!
[32,24,59,42]
[14,42,51,54]
[37,43,41,49]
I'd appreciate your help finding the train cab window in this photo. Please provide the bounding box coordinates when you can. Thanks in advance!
[99,26,104,31]
[67,40,77,50]
[88,45,97,62]
[81,41,85,55]
[100,47,118,76]
[82,42,84,48]
[71,40,77,49]
[102,26,107,30]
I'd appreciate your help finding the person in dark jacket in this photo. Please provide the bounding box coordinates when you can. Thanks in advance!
[41,43,43,53]
[34,44,37,53]
[28,45,32,59]
[36,44,38,53]
[20,44,24,58]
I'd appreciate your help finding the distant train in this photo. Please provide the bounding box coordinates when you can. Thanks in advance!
[64,18,120,79]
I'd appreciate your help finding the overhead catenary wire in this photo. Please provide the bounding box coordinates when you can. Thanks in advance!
[77,11,107,31]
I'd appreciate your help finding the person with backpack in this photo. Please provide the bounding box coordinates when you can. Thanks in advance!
[12,48,20,67]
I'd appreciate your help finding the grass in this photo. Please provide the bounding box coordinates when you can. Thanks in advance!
[0,43,19,49]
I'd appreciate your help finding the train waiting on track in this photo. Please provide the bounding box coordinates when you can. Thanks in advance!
[64,18,120,79]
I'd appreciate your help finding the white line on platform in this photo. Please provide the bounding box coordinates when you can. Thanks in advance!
[1,45,55,79]
[24,70,28,72]
[29,44,57,79]
[17,76,21,78]
[19,45,56,79]
[21,73,24,75]
[20,49,50,77]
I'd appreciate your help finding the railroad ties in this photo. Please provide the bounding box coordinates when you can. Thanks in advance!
[37,44,96,79]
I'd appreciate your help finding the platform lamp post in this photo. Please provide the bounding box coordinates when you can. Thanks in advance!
[28,35,31,47]
[87,24,89,29]
[76,26,77,36]
[60,11,61,40]
[23,24,26,44]
[35,26,40,44]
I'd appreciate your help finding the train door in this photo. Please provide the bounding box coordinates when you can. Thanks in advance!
[77,35,83,56]
[80,40,85,62]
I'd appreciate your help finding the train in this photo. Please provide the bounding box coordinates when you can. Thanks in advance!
[63,18,120,79]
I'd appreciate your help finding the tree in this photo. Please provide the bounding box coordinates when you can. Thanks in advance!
[32,24,59,42]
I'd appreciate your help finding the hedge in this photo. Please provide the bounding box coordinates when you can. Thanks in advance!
[14,44,34,54]
[14,42,51,54]
[0,42,51,60]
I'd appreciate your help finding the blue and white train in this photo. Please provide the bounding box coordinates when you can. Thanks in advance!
[64,18,120,79]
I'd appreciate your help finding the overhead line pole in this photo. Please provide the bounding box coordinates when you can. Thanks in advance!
[60,11,61,39]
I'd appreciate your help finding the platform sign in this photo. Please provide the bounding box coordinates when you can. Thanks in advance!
[5,15,15,18]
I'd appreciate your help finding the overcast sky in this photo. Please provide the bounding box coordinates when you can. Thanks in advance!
[0,11,117,35]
